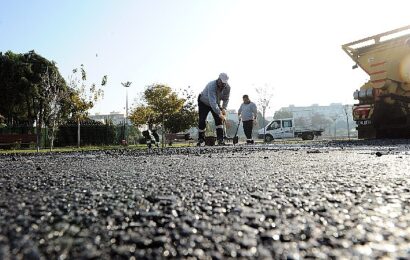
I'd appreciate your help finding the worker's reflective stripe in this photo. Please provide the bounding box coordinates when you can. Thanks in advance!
[198,129,205,132]
[216,125,223,129]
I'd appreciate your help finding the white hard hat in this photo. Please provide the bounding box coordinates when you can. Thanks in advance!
[218,73,229,84]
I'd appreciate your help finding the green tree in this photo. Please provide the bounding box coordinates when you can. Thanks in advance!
[273,109,293,119]
[164,87,197,133]
[41,67,72,150]
[67,64,107,147]
[0,51,74,150]
[0,51,72,127]
[129,84,184,147]
[311,113,331,130]
[256,111,269,129]
[129,106,155,127]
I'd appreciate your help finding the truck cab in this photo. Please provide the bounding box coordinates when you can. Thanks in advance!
[258,118,294,142]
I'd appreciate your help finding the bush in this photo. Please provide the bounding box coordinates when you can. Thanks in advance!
[56,119,116,146]
[138,137,147,144]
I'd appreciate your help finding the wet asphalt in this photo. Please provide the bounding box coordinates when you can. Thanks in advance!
[1,140,410,259]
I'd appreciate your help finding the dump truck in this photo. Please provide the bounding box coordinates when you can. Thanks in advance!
[343,25,410,139]
[258,118,323,142]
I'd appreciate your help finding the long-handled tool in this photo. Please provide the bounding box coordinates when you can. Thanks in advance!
[233,119,241,145]
[222,120,228,143]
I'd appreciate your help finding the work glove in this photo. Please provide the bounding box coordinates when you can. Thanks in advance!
[219,113,226,122]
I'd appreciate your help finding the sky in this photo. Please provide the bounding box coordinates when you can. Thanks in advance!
[1,0,410,116]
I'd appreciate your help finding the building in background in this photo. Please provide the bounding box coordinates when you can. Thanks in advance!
[89,111,127,125]
[276,103,357,137]
[226,109,239,122]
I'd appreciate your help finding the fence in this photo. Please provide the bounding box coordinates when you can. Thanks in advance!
[0,122,140,149]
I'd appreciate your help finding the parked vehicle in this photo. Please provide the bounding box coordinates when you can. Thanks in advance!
[343,25,410,139]
[258,118,323,142]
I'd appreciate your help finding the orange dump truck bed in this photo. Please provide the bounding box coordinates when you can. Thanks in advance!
[343,25,410,88]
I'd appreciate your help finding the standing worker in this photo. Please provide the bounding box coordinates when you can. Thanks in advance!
[197,73,231,146]
[238,94,258,144]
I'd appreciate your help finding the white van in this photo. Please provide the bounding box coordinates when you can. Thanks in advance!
[258,118,323,142]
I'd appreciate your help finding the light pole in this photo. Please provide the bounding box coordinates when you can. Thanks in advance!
[121,81,132,144]
[343,105,351,140]
[330,115,339,139]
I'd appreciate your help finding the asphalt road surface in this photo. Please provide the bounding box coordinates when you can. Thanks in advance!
[1,140,410,259]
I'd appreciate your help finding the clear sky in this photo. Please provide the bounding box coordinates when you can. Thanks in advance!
[1,0,410,115]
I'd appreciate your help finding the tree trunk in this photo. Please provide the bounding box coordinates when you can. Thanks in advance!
[36,107,44,152]
[161,116,165,148]
[262,108,266,143]
[346,117,350,140]
[344,108,350,140]
[77,118,81,148]
[49,120,56,151]
[35,118,40,152]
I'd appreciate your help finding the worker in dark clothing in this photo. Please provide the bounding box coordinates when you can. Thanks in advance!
[197,73,231,146]
[238,95,258,144]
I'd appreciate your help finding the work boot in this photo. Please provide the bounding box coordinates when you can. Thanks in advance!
[197,138,205,147]
[217,139,226,146]
[152,130,160,143]
[197,132,205,146]
[216,128,224,141]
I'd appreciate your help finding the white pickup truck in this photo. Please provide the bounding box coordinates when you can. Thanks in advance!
[258,118,323,142]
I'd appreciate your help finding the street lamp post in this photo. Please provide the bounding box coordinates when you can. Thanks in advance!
[330,115,338,139]
[343,105,351,140]
[121,82,132,144]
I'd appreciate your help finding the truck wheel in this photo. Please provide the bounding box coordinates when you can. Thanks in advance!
[302,133,314,140]
[264,135,273,142]
[306,133,314,140]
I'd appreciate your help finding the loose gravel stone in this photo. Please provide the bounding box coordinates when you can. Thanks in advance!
[1,140,410,258]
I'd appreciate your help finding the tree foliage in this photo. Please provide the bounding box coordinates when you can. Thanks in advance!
[311,113,332,129]
[68,64,107,120]
[273,109,293,119]
[256,111,269,128]
[0,50,73,128]
[164,87,197,133]
[255,84,274,116]
[129,84,186,130]
[129,106,155,127]
[255,84,274,140]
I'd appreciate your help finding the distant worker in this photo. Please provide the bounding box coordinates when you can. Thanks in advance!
[197,73,231,146]
[142,117,160,149]
[238,94,258,144]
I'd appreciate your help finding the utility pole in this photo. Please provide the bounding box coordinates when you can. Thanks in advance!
[330,115,338,139]
[343,105,351,140]
[121,82,132,144]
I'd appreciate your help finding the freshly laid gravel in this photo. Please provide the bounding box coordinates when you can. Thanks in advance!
[1,141,410,259]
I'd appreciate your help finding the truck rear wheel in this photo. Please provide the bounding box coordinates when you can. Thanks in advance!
[302,133,314,140]
[264,135,273,142]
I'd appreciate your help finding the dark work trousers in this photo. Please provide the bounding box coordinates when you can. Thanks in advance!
[243,120,253,140]
[198,95,223,140]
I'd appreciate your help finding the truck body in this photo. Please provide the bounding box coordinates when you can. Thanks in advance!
[257,118,323,142]
[343,25,410,139]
